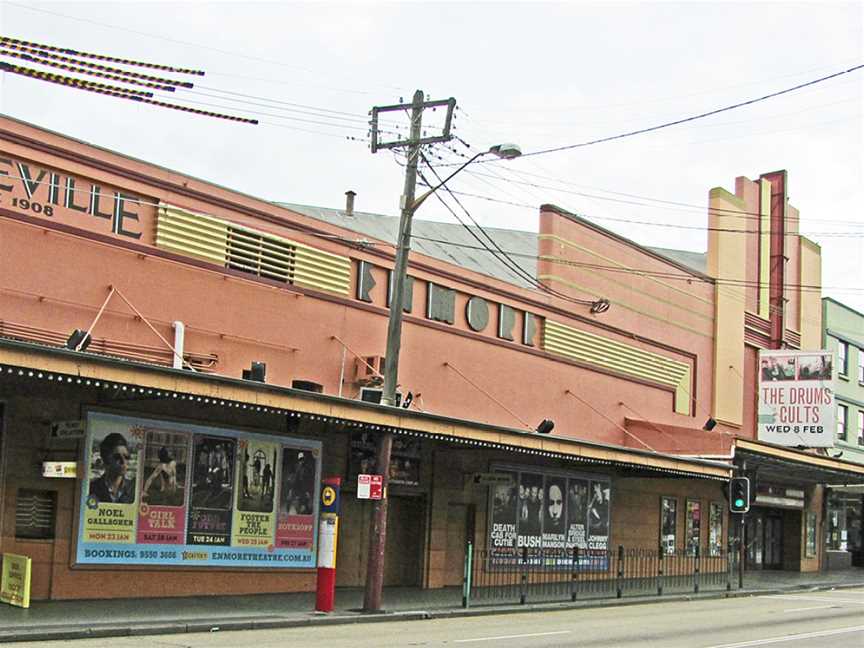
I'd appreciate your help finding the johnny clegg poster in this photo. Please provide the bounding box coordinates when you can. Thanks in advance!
[77,412,321,568]
[487,465,610,569]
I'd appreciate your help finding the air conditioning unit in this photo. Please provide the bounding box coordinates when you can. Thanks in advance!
[359,387,401,407]
[355,355,385,386]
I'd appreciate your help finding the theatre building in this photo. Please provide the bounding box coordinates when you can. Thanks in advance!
[0,115,860,602]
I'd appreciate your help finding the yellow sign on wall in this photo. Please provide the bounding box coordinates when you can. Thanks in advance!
[1,553,32,608]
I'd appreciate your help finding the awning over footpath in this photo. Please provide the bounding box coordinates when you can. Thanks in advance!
[0,337,730,481]
[624,417,864,487]
[733,438,864,487]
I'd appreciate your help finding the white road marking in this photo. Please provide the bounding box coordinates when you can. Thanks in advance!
[702,624,864,648]
[782,605,836,612]
[454,630,572,643]
[766,595,864,605]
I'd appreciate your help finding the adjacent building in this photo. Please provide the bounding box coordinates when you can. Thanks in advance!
[822,297,864,565]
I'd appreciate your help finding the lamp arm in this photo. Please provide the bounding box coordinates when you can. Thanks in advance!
[411,151,485,210]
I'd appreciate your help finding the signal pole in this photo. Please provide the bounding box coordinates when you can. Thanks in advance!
[364,90,456,612]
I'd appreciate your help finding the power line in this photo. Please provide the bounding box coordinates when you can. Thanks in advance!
[418,153,610,312]
[456,59,862,116]
[515,62,864,157]
[408,235,864,294]
[445,135,862,228]
[434,187,864,238]
[0,35,204,74]
[0,39,195,87]
[0,47,178,92]
[4,1,406,96]
[1,62,257,123]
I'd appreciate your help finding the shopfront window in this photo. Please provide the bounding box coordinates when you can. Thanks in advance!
[709,502,723,556]
[805,512,817,557]
[826,505,846,551]
[685,499,701,556]
[660,496,677,555]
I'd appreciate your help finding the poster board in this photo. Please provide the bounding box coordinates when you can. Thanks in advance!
[757,350,835,448]
[0,553,31,608]
[76,412,320,568]
[487,465,610,570]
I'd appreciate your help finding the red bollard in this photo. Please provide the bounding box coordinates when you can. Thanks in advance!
[315,477,341,613]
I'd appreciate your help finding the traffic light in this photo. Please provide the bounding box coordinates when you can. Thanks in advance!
[729,477,750,514]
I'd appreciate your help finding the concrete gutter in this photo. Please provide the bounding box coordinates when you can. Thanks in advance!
[3,581,862,644]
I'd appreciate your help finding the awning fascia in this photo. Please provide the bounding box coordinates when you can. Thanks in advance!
[0,338,731,480]
[734,438,864,485]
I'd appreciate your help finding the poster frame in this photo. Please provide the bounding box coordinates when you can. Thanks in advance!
[71,408,321,571]
[486,463,612,572]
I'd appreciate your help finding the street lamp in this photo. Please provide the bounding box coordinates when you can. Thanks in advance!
[382,141,522,408]
[410,144,522,211]
[362,125,521,613]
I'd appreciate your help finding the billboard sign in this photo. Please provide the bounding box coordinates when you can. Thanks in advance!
[487,466,610,570]
[757,350,835,448]
[77,412,321,568]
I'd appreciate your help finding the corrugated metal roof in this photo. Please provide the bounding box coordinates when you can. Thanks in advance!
[278,203,539,288]
[277,202,707,287]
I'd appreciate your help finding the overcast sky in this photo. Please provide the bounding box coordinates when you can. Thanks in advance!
[1,1,862,316]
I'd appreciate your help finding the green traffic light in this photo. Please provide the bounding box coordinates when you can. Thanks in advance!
[734,498,745,507]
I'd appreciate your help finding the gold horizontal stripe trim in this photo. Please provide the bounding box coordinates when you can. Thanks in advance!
[156,208,228,264]
[543,337,686,385]
[544,325,688,376]
[544,321,688,387]
[544,320,692,414]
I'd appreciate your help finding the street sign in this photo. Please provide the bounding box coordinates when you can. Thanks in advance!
[49,420,85,440]
[471,472,514,486]
[357,474,384,500]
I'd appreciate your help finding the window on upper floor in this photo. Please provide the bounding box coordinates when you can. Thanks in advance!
[858,410,864,447]
[837,340,848,376]
[836,404,848,441]
[858,349,863,383]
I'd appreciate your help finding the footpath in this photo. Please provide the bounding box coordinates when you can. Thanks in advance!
[1,569,863,644]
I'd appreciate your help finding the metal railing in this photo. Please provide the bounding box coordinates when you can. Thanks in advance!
[462,544,738,607]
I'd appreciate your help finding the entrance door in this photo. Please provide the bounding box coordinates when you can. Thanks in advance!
[335,494,426,587]
[763,515,783,569]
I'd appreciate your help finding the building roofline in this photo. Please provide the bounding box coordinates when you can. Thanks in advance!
[540,203,712,280]
[823,296,864,321]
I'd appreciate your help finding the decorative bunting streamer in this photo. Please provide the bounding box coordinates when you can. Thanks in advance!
[0,41,194,88]
[0,62,153,97]
[0,35,205,75]
[1,62,258,124]
[0,48,176,92]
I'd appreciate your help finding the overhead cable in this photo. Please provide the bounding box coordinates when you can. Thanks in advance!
[0,34,204,74]
[518,62,864,157]
[0,39,195,87]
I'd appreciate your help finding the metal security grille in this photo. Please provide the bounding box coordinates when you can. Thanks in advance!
[226,226,295,282]
[15,489,56,540]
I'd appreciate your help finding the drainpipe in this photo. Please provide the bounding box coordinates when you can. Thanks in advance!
[172,321,185,369]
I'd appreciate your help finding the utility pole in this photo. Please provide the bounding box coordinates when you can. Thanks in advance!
[364,90,456,612]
